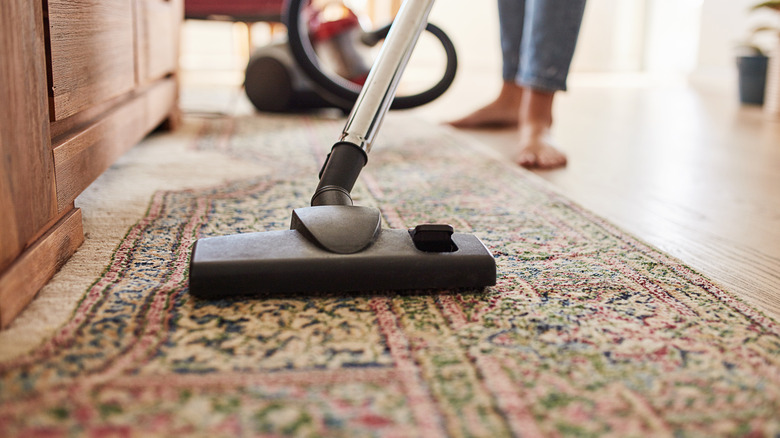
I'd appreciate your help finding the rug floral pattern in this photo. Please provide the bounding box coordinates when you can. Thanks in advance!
[1,115,778,437]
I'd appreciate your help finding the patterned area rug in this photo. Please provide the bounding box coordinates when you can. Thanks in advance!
[1,114,778,437]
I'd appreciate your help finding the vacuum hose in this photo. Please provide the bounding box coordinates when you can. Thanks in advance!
[284,0,457,111]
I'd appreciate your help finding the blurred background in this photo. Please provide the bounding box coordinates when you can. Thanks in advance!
[178,0,780,119]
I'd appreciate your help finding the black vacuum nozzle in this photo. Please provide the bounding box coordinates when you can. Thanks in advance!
[189,206,496,299]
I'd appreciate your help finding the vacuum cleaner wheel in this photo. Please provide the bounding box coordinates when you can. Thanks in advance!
[244,56,294,112]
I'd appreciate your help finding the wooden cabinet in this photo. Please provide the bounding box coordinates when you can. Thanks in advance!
[0,0,182,328]
[48,0,137,120]
[137,0,180,83]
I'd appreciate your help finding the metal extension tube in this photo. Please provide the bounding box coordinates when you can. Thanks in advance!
[312,0,436,207]
[339,0,436,153]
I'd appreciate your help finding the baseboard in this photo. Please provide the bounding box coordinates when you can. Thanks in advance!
[0,208,84,329]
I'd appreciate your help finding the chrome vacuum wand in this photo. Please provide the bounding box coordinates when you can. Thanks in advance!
[189,0,496,298]
[341,0,435,154]
[311,0,436,207]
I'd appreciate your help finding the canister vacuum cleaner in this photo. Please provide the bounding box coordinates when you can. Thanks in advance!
[243,0,458,112]
[189,0,496,297]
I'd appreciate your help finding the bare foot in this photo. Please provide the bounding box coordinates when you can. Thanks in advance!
[447,82,523,129]
[448,102,520,129]
[514,88,566,169]
[516,128,567,169]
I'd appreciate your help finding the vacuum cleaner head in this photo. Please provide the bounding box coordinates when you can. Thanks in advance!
[189,206,496,298]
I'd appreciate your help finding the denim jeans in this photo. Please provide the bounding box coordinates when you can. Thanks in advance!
[498,0,587,92]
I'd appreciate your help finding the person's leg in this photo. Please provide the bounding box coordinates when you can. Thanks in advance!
[515,0,586,168]
[517,0,586,93]
[516,89,565,168]
[448,0,526,128]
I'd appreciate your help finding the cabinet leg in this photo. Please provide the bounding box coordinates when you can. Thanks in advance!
[157,108,182,132]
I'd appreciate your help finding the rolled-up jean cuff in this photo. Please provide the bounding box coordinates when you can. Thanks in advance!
[517,75,567,92]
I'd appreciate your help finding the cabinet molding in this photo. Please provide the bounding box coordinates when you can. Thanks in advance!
[0,209,84,329]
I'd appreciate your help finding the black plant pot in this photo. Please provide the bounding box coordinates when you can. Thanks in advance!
[737,55,769,105]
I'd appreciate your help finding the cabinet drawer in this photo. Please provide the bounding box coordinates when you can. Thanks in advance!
[136,0,180,83]
[48,0,136,121]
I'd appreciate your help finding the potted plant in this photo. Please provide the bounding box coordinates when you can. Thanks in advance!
[737,32,771,105]
[738,1,780,106]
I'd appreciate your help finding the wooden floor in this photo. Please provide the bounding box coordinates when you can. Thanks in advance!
[411,74,780,322]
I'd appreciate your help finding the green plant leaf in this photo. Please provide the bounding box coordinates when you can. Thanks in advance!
[751,1,780,12]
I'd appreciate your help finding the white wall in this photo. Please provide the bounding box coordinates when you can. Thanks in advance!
[695,0,752,81]
[573,0,706,77]
[427,1,503,74]
[644,0,702,76]
[572,0,647,72]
